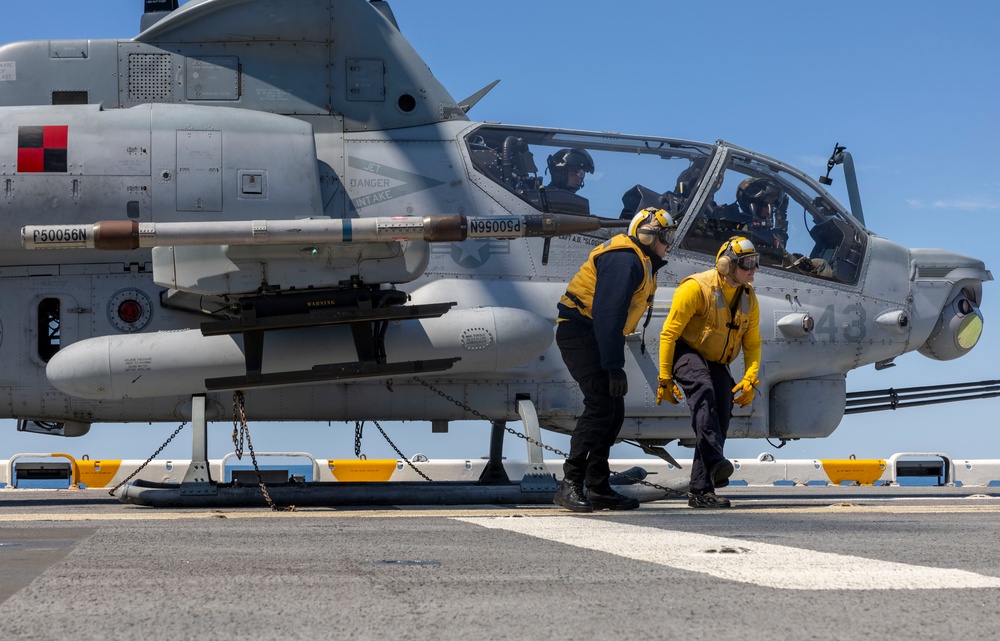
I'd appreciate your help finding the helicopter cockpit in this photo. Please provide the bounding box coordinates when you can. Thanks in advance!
[464,125,868,285]
[680,147,868,284]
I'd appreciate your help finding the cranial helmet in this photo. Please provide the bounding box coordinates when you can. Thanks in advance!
[716,236,760,276]
[628,207,677,248]
[547,148,595,193]
[736,176,787,221]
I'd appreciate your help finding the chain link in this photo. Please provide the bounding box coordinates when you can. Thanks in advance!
[354,421,364,458]
[108,421,187,497]
[412,377,570,457]
[372,420,433,481]
[233,391,294,512]
[232,398,245,458]
[113,381,680,504]
[412,376,685,498]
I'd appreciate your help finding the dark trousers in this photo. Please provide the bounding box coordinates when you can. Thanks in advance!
[672,340,735,492]
[556,320,624,490]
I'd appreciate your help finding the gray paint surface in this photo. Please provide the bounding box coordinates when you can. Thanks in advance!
[0,488,997,639]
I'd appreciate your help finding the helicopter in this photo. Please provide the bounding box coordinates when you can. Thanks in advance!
[0,0,990,499]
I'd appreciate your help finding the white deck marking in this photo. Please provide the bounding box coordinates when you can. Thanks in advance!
[457,516,1000,591]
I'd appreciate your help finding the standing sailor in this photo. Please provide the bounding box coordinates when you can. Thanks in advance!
[554,207,677,512]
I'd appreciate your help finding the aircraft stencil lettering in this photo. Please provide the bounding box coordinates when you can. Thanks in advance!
[347,156,444,209]
[0,0,989,482]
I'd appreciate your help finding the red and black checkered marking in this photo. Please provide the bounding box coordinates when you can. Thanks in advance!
[17,125,68,173]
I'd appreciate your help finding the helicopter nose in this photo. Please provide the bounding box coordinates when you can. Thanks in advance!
[909,248,992,361]
[918,289,984,360]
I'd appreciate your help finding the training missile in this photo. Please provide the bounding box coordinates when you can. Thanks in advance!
[22,213,607,250]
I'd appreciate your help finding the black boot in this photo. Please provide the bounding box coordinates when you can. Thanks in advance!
[711,459,735,489]
[587,485,640,511]
[688,490,732,508]
[553,479,593,513]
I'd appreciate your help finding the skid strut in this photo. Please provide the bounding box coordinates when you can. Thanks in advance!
[119,398,566,508]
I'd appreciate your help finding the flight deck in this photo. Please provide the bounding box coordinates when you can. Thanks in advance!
[1,484,998,640]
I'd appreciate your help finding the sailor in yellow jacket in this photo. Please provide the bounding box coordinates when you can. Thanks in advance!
[657,236,762,508]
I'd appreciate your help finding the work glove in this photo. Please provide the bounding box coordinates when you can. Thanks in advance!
[608,368,628,397]
[732,376,760,408]
[656,377,683,405]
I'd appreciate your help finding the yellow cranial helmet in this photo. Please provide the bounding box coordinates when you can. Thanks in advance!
[628,207,677,248]
[716,236,760,275]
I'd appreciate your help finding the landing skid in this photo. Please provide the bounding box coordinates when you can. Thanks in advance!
[118,395,564,508]
[118,479,564,508]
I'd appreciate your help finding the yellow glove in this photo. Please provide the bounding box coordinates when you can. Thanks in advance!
[732,376,760,408]
[656,378,683,405]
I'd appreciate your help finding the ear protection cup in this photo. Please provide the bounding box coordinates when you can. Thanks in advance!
[716,236,758,275]
[716,240,734,275]
[628,207,675,248]
[635,228,656,247]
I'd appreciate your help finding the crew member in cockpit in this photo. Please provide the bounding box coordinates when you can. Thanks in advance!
[735,177,833,277]
[735,177,789,251]
[701,176,787,250]
[542,148,594,215]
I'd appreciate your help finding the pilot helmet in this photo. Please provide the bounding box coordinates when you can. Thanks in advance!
[547,148,595,193]
[628,207,677,248]
[736,176,787,221]
[716,236,760,276]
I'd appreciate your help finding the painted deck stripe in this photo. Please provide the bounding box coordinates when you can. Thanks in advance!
[457,516,1000,591]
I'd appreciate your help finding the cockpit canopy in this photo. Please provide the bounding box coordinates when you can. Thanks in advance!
[465,125,868,285]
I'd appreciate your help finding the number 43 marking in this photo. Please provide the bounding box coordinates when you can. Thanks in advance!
[815,303,866,342]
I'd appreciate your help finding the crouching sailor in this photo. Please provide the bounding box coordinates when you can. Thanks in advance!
[657,236,762,508]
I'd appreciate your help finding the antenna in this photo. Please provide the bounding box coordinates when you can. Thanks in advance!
[145,0,179,12]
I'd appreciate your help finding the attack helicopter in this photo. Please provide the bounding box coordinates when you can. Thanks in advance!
[0,0,990,498]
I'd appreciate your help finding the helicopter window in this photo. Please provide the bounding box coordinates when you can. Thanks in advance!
[465,126,713,222]
[37,297,61,363]
[681,156,867,285]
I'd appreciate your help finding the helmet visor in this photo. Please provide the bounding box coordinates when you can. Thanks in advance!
[754,202,773,220]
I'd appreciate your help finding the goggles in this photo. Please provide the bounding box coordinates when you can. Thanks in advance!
[735,254,760,270]
[655,227,676,246]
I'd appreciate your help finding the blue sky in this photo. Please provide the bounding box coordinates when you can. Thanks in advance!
[1,1,998,466]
